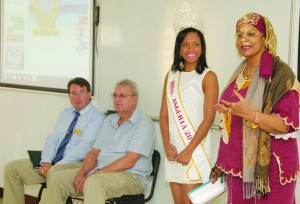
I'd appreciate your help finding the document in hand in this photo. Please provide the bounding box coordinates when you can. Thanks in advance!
[188,176,227,204]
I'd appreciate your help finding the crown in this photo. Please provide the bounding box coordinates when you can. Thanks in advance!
[173,1,204,35]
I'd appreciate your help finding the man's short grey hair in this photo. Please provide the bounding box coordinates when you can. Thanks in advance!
[116,79,138,96]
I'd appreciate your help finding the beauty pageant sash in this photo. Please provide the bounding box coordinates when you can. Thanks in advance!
[167,72,211,182]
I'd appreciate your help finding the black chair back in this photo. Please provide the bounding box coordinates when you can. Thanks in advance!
[145,149,160,202]
[104,149,161,204]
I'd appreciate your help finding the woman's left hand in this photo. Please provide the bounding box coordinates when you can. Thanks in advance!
[176,148,193,166]
[215,90,252,119]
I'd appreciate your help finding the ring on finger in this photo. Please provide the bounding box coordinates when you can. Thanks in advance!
[228,107,232,114]
[231,103,236,109]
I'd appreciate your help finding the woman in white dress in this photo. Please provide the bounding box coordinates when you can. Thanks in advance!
[159,26,219,204]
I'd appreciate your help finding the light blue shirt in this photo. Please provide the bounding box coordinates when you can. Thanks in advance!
[93,108,156,188]
[41,102,106,164]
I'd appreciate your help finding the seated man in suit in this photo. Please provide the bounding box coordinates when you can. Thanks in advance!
[4,77,106,204]
[39,79,156,204]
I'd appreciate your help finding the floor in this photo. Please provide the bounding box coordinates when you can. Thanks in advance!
[0,197,85,204]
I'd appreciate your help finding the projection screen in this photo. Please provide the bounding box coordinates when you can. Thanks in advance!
[0,0,97,93]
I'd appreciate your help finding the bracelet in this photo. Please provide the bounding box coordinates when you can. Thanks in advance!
[246,111,259,129]
[254,111,259,126]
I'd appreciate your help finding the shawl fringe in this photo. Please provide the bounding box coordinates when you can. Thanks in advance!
[243,177,270,199]
[254,177,270,197]
[243,182,254,199]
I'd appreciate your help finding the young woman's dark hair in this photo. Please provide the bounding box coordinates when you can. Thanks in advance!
[67,77,91,93]
[171,27,208,75]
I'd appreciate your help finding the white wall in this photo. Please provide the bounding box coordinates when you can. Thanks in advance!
[0,0,299,203]
[97,0,299,118]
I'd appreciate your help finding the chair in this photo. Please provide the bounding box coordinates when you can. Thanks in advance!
[36,182,46,204]
[67,149,161,204]
[36,110,118,203]
[27,149,44,204]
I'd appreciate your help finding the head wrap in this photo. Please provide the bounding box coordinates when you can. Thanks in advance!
[236,13,266,37]
[236,13,277,78]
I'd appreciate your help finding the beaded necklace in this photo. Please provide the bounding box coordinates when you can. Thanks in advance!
[236,62,251,91]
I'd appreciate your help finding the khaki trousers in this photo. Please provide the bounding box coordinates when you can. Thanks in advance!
[40,169,144,204]
[3,159,82,204]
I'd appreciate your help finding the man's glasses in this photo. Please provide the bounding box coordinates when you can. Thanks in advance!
[111,93,133,99]
[70,90,88,97]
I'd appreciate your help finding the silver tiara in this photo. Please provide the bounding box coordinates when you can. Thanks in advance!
[173,1,204,35]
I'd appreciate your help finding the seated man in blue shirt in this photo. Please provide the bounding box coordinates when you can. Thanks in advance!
[39,79,156,204]
[4,77,106,204]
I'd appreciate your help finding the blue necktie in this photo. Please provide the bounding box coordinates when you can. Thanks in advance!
[52,111,80,164]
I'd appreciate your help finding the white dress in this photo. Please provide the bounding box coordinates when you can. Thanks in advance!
[165,69,213,184]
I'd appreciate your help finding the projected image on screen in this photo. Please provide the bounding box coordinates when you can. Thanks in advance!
[1,0,95,91]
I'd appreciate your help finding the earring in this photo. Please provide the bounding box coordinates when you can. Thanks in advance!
[179,52,184,70]
[180,61,184,70]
